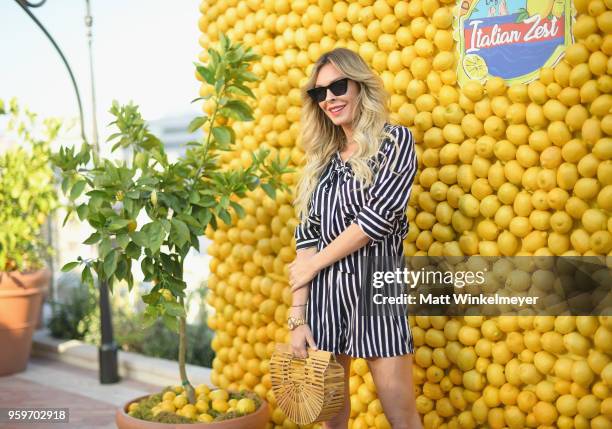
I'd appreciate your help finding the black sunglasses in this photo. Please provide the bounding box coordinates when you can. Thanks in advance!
[307,78,350,103]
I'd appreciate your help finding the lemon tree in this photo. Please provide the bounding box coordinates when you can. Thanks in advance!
[52,33,292,406]
[0,98,60,272]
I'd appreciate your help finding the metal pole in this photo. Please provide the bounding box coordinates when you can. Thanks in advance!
[14,0,88,146]
[84,0,119,384]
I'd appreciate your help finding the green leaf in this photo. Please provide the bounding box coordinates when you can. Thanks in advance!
[108,219,130,231]
[158,219,170,234]
[222,100,254,121]
[142,313,157,329]
[76,203,89,221]
[218,208,231,225]
[99,237,112,259]
[142,291,159,305]
[81,265,94,287]
[212,126,232,145]
[142,221,165,253]
[103,249,118,280]
[261,183,276,199]
[164,301,186,318]
[115,257,128,281]
[131,231,149,249]
[177,213,200,228]
[61,261,79,272]
[62,208,73,226]
[70,180,87,200]
[188,116,206,133]
[189,191,200,204]
[199,209,212,227]
[125,242,141,259]
[220,32,230,52]
[195,64,214,85]
[214,76,225,94]
[142,306,159,329]
[170,219,190,248]
[190,96,211,104]
[162,314,179,333]
[226,83,255,98]
[141,257,155,279]
[148,222,166,253]
[115,233,130,249]
[61,176,71,194]
[229,201,245,218]
[83,232,101,245]
[236,70,259,82]
[197,195,216,208]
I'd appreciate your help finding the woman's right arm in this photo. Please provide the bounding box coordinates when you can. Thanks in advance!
[290,247,318,358]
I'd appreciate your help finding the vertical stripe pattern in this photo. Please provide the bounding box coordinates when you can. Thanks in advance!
[293,123,418,358]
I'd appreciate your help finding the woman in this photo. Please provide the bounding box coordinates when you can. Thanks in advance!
[288,48,422,429]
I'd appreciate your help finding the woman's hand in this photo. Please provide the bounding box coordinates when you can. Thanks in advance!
[289,253,320,291]
[291,323,318,359]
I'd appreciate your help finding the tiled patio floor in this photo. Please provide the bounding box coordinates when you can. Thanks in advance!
[0,356,160,429]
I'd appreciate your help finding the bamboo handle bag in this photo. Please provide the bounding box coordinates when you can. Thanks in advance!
[270,343,346,425]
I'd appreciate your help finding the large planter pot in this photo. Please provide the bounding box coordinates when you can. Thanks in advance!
[0,269,50,376]
[116,394,270,429]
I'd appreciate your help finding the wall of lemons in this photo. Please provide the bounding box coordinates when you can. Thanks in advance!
[197,0,612,428]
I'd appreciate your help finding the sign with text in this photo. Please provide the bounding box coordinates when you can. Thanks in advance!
[456,0,574,86]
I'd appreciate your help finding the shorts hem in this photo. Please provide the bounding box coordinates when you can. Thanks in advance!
[317,346,415,359]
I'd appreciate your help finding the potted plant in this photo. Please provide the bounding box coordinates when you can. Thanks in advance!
[52,34,291,427]
[0,98,60,376]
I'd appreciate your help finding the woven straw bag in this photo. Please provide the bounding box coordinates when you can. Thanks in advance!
[270,343,345,425]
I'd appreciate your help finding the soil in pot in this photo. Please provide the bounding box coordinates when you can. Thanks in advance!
[116,386,270,429]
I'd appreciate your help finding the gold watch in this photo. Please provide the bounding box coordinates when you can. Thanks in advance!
[287,316,306,330]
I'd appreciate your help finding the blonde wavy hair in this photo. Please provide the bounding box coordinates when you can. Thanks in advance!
[294,47,397,223]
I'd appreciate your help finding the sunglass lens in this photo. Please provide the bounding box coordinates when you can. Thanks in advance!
[308,87,326,103]
[329,78,348,96]
[316,88,327,102]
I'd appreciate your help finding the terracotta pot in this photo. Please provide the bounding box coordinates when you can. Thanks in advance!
[0,269,50,376]
[116,394,270,429]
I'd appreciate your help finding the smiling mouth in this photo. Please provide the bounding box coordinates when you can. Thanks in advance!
[328,104,346,113]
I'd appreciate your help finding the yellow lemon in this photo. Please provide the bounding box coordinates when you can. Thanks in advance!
[173,395,188,409]
[236,398,257,414]
[197,413,214,422]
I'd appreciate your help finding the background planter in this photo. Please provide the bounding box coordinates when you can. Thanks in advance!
[0,269,50,376]
[116,394,270,429]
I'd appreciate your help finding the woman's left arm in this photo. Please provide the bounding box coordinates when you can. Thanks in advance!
[290,126,417,290]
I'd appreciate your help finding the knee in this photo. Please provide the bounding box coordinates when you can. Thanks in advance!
[386,416,410,429]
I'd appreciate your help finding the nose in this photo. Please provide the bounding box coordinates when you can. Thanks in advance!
[324,88,336,102]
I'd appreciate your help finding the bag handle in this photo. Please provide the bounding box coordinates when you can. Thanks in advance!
[274,342,337,364]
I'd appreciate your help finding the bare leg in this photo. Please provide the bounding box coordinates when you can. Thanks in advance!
[366,354,423,429]
[322,353,352,429]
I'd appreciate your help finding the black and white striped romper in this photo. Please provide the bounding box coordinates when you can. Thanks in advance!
[294,123,418,358]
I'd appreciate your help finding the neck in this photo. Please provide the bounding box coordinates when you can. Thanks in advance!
[341,123,354,148]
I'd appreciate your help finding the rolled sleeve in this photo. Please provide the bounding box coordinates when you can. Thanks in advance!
[355,125,417,243]
[294,200,321,250]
